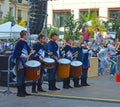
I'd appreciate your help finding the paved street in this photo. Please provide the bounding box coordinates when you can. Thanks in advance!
[0,74,120,107]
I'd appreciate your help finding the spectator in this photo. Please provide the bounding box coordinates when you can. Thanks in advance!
[4,38,14,50]
[96,32,103,44]
[82,26,90,43]
[93,28,100,40]
[0,40,4,53]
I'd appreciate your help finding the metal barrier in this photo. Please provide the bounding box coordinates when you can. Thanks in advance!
[3,55,13,94]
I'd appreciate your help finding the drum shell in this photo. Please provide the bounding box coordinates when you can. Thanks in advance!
[42,62,55,69]
[25,66,41,80]
[57,64,70,78]
[70,66,82,77]
[43,58,55,69]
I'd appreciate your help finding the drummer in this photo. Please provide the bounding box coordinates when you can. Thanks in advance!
[72,40,83,87]
[47,32,60,90]
[12,30,32,97]
[31,34,46,93]
[81,41,90,86]
[61,37,73,89]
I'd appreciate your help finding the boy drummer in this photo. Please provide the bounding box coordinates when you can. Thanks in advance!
[31,34,46,93]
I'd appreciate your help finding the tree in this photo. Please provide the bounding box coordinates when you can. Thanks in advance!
[3,12,14,23]
[64,12,84,40]
[103,18,120,39]
[88,11,105,38]
[47,26,59,38]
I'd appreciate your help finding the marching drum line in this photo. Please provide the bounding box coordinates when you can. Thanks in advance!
[25,57,83,80]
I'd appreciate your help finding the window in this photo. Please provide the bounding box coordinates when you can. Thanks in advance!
[80,9,99,17]
[53,12,70,27]
[109,10,120,18]
[17,9,22,22]
[9,7,13,16]
[0,5,3,19]
[18,0,22,3]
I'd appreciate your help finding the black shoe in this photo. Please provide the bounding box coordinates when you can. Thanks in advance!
[37,85,46,92]
[81,78,86,86]
[49,87,56,91]
[63,85,69,89]
[54,87,60,90]
[74,84,81,87]
[17,86,25,97]
[85,83,90,86]
[32,83,37,93]
[32,90,38,93]
[84,78,90,86]
[24,92,31,96]
[38,88,46,92]
[17,92,25,97]
[68,85,73,88]
[22,85,31,96]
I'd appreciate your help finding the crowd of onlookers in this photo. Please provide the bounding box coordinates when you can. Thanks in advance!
[0,39,14,54]
[81,27,120,77]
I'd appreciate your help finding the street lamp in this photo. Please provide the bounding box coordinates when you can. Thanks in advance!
[10,21,16,42]
[27,0,31,46]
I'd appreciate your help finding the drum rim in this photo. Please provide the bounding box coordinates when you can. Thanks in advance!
[43,57,55,63]
[25,60,41,68]
[58,58,71,64]
[71,61,82,67]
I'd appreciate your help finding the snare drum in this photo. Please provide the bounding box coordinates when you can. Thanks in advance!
[57,58,71,78]
[25,60,41,80]
[43,57,55,69]
[70,61,82,77]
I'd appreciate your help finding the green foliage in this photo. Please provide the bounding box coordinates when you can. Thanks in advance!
[3,12,14,23]
[88,11,105,38]
[47,26,59,38]
[80,9,92,22]
[64,12,75,37]
[103,18,120,39]
[0,19,3,24]
[64,12,84,40]
[80,10,105,38]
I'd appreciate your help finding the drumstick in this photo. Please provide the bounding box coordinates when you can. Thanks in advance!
[45,51,59,61]
[27,50,35,60]
[72,51,78,56]
[51,55,59,61]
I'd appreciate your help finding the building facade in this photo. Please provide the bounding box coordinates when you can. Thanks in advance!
[0,0,9,19]
[1,0,120,28]
[9,0,27,22]
[47,0,120,27]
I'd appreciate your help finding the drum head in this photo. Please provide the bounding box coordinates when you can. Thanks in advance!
[58,58,71,64]
[25,60,41,68]
[71,61,82,67]
[43,58,55,63]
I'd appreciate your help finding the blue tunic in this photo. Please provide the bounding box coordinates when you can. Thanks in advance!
[62,44,73,60]
[47,40,59,61]
[13,39,31,68]
[82,47,90,68]
[13,39,31,60]
[32,42,45,59]
[72,47,83,62]
[47,40,59,81]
